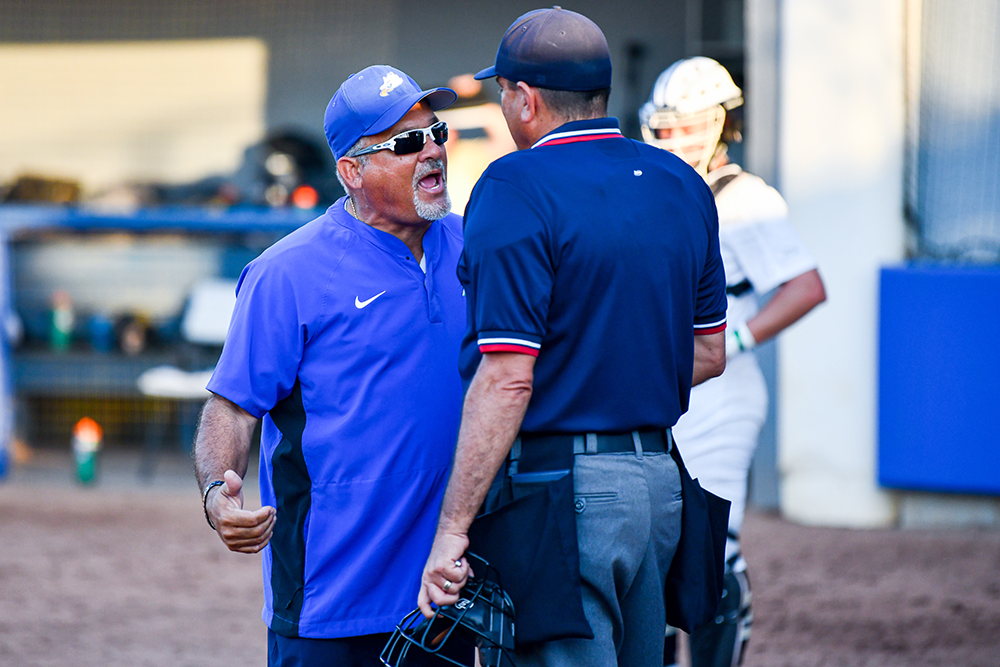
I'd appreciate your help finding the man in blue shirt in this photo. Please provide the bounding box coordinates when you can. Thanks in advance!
[419,9,728,667]
[194,65,469,667]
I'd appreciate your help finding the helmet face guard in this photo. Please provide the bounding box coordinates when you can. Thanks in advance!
[639,56,743,175]
[640,104,728,175]
[381,553,515,667]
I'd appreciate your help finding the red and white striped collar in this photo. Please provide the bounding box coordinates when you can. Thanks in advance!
[532,125,624,149]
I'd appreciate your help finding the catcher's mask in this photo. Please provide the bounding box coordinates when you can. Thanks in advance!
[381,553,515,667]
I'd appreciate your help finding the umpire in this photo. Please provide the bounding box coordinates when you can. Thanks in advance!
[419,7,728,667]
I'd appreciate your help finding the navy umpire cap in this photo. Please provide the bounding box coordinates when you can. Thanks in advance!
[474,6,612,91]
[325,65,457,160]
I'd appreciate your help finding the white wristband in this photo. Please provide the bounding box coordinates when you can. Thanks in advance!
[727,322,757,357]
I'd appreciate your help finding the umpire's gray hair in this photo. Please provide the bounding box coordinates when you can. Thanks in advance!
[536,87,610,121]
[501,78,610,122]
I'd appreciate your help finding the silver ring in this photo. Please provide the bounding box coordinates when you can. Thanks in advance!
[443,580,453,592]
[454,559,463,568]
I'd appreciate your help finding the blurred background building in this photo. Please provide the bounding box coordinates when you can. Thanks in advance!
[0,0,997,527]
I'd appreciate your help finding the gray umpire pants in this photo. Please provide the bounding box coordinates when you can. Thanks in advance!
[515,449,683,667]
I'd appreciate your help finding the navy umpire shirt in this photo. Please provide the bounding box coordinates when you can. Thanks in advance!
[458,118,727,433]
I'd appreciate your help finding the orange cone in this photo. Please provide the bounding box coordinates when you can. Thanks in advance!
[72,417,103,484]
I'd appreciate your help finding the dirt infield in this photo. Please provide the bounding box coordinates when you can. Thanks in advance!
[741,511,1000,667]
[1,449,999,667]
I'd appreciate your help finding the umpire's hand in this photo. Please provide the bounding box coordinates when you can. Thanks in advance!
[206,469,276,553]
[418,532,472,617]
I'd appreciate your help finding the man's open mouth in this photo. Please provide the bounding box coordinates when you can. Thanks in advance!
[417,171,444,194]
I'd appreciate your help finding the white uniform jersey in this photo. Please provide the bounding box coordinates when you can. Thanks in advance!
[673,163,817,543]
[713,163,817,328]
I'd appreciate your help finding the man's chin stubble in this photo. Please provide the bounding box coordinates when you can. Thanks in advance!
[414,191,452,221]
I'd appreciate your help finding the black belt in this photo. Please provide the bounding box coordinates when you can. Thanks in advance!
[726,278,753,297]
[511,429,673,474]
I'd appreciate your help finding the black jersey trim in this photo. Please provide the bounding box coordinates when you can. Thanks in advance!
[267,380,311,637]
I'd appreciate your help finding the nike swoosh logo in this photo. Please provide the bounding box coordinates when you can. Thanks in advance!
[355,291,386,309]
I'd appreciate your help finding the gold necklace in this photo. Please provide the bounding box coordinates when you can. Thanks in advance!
[348,197,360,220]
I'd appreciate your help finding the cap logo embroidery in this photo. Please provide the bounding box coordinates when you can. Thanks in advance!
[380,72,404,97]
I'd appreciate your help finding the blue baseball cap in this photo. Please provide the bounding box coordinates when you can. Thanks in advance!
[324,65,457,160]
[474,7,612,91]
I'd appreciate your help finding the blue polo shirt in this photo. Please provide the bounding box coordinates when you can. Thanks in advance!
[459,118,726,433]
[208,198,465,639]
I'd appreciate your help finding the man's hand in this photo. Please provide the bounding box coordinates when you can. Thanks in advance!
[418,532,472,617]
[206,469,276,554]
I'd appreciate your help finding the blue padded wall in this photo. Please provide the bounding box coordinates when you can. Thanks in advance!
[879,265,1000,495]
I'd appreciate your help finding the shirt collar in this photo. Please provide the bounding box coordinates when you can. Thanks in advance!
[532,117,623,149]
[330,197,439,263]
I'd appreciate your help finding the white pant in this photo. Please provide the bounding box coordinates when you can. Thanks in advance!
[672,352,768,539]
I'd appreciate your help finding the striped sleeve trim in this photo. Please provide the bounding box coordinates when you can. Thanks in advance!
[694,319,727,336]
[478,336,541,357]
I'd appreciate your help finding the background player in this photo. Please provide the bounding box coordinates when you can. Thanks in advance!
[640,56,827,667]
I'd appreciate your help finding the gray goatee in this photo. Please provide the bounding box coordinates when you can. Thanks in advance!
[413,158,451,221]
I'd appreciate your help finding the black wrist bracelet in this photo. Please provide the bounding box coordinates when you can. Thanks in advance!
[202,480,225,530]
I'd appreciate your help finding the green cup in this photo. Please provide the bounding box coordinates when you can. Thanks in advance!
[74,450,97,484]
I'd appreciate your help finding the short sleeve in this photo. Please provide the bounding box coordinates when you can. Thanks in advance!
[726,216,818,295]
[717,173,818,295]
[206,258,305,417]
[694,190,728,335]
[461,173,553,356]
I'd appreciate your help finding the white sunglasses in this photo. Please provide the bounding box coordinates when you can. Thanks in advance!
[349,121,449,157]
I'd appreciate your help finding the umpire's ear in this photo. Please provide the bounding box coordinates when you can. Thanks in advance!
[517,80,539,124]
[336,156,364,190]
